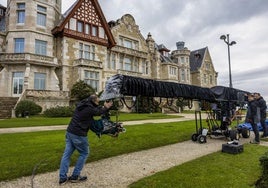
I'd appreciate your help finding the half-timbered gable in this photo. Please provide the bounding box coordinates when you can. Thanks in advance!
[52,0,115,47]
[52,0,116,92]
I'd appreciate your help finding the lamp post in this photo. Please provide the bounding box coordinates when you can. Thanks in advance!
[220,34,236,88]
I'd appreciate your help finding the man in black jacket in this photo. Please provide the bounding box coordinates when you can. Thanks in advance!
[246,94,260,144]
[254,93,267,137]
[59,94,113,185]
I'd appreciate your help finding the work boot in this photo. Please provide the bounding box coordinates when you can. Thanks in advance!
[69,175,87,183]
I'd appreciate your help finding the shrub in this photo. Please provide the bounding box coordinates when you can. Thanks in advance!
[15,100,42,117]
[71,80,95,101]
[256,151,268,188]
[134,96,161,113]
[43,106,75,117]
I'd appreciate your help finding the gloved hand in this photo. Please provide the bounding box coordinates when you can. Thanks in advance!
[104,100,113,109]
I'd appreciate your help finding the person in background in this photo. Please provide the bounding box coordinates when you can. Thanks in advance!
[245,94,260,144]
[59,94,113,185]
[254,92,267,137]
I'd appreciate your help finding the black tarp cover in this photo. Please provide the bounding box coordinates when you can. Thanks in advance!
[100,74,216,101]
[210,86,249,102]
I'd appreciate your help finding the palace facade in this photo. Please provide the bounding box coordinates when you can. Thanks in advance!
[0,0,217,118]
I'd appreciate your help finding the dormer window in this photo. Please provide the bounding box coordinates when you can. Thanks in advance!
[85,24,89,34]
[163,51,169,57]
[92,25,98,36]
[194,52,201,59]
[77,21,84,32]
[99,27,105,38]
[206,63,210,70]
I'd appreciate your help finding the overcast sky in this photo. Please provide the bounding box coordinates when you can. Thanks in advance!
[1,0,268,100]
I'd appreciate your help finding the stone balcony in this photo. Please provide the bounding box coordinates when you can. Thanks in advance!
[0,53,58,67]
[25,89,69,99]
[117,69,142,77]
[112,46,148,59]
[73,58,103,69]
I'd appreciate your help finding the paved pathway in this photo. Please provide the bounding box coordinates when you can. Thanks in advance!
[0,113,196,134]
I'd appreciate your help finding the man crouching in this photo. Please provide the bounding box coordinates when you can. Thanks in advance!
[59,94,113,185]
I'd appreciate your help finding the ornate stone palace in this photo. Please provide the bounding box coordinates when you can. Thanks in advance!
[0,0,217,118]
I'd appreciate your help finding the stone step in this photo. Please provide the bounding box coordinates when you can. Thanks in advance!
[0,97,18,119]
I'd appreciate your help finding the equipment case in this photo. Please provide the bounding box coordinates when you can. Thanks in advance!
[222,143,244,154]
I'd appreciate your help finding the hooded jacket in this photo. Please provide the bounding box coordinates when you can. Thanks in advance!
[67,96,109,136]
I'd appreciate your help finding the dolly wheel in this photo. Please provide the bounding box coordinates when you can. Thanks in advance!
[241,128,250,138]
[191,133,198,142]
[197,135,207,144]
[229,130,239,141]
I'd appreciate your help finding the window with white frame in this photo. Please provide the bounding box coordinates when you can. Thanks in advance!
[180,69,185,80]
[79,43,83,58]
[37,5,47,26]
[119,54,124,69]
[133,59,139,72]
[99,26,105,38]
[77,21,83,32]
[106,53,110,68]
[92,25,98,36]
[119,36,138,50]
[206,63,210,70]
[85,24,90,34]
[14,38,25,53]
[84,71,99,91]
[142,61,149,74]
[111,53,116,69]
[180,57,185,64]
[170,66,177,76]
[119,38,123,46]
[69,18,76,30]
[91,46,95,60]
[35,39,47,55]
[12,72,24,95]
[117,56,139,72]
[34,73,46,90]
[124,57,132,71]
[210,75,213,85]
[124,39,132,49]
[79,43,95,60]
[17,3,25,24]
[163,51,169,57]
[204,74,207,84]
[84,44,90,59]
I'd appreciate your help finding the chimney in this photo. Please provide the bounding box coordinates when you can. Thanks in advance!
[176,41,185,50]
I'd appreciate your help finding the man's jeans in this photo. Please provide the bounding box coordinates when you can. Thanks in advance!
[59,132,89,179]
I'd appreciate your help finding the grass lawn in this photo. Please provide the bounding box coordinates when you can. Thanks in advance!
[0,113,181,128]
[1,114,267,187]
[129,144,267,188]
[0,121,194,181]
